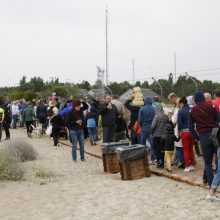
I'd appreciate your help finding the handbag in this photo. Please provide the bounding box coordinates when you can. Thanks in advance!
[46,120,52,136]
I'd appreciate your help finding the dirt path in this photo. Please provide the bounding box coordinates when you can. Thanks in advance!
[0,129,219,220]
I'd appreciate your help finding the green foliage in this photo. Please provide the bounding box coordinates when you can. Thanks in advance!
[29,77,45,92]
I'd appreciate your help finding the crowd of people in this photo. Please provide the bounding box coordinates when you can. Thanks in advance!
[0,89,220,201]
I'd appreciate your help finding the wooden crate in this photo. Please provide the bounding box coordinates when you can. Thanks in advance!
[102,153,120,173]
[119,157,151,180]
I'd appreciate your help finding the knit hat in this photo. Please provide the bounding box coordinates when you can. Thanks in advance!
[194,91,205,104]
[72,99,82,108]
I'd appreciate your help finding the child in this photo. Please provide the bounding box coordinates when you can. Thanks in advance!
[86,107,98,146]
[161,121,180,172]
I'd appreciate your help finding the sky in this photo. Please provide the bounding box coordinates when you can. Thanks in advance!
[0,0,220,87]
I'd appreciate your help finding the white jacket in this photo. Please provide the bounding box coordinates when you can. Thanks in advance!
[171,108,183,148]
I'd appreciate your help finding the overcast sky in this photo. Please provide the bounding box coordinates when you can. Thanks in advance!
[0,0,220,87]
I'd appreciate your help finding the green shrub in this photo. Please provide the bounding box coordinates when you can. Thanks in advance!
[35,167,57,179]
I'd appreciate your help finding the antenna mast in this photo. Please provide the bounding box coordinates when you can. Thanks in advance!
[105,6,109,85]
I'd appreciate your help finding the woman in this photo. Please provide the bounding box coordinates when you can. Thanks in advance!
[171,98,184,168]
[178,97,195,172]
[66,99,88,162]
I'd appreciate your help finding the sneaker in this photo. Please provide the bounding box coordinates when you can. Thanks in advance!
[166,168,172,173]
[93,142,97,146]
[184,167,191,172]
[207,194,220,201]
[178,163,185,169]
[149,161,155,165]
[73,159,77,162]
[189,166,195,171]
[81,158,86,162]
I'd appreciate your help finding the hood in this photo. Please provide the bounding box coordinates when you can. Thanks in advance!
[194,91,205,104]
[144,96,152,105]
[155,105,164,114]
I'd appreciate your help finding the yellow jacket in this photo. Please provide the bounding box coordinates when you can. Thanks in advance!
[0,108,4,123]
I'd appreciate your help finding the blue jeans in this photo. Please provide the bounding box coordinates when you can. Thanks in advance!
[103,126,115,143]
[70,129,85,161]
[88,127,97,142]
[20,112,25,127]
[211,147,220,189]
[12,115,17,129]
[176,147,184,164]
[141,128,155,161]
[200,132,215,186]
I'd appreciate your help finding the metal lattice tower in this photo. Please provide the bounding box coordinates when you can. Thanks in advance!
[96,66,105,100]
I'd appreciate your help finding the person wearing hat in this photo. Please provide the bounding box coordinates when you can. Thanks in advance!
[66,99,89,161]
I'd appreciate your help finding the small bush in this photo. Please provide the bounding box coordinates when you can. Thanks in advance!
[0,148,24,181]
[35,167,57,179]
[6,139,37,162]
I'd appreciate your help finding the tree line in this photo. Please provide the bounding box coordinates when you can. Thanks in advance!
[0,73,219,102]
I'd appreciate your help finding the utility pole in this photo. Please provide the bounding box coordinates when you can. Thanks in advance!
[174,52,176,83]
[132,58,135,86]
[152,77,163,99]
[105,6,109,85]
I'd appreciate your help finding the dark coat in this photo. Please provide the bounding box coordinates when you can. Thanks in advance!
[100,103,118,127]
[124,99,140,129]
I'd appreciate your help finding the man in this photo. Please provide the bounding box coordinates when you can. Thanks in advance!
[11,101,19,129]
[204,93,213,105]
[189,91,219,187]
[138,96,155,149]
[100,95,118,143]
[66,99,89,162]
[18,99,27,127]
[0,103,5,142]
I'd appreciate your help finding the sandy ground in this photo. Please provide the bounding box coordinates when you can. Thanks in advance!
[0,129,220,220]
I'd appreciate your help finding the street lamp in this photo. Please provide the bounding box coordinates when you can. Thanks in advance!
[185,72,198,92]
[152,77,163,99]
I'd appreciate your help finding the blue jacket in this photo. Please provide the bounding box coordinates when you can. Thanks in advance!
[138,97,155,129]
[58,103,73,117]
[178,104,190,132]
